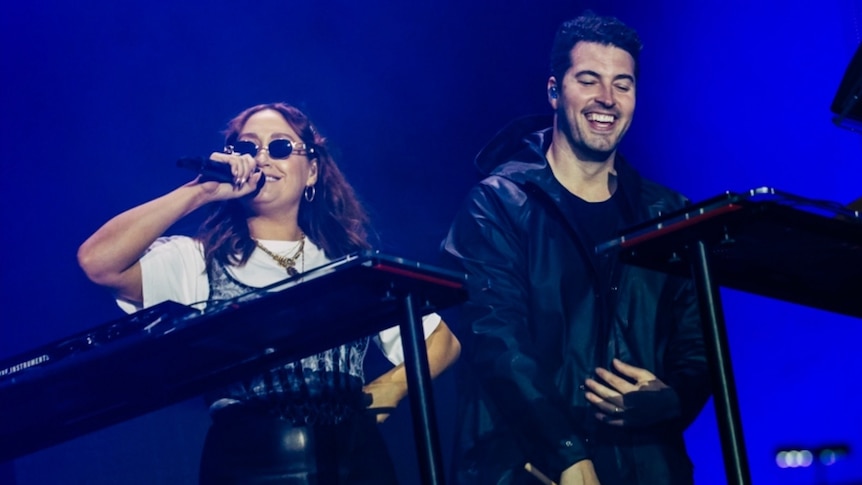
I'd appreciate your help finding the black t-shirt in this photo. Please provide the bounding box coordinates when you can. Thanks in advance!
[563,190,623,290]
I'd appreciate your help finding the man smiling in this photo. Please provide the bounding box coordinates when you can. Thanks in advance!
[442,11,711,485]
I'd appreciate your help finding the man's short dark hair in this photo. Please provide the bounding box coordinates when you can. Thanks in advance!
[549,11,643,83]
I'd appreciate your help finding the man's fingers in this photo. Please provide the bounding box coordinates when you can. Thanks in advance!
[585,389,624,412]
[595,367,637,393]
[585,378,626,404]
[584,377,614,395]
[612,358,657,382]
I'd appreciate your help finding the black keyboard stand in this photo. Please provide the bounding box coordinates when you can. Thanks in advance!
[0,251,469,485]
[597,187,862,485]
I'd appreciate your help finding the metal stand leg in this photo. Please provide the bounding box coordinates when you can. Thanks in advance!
[690,240,751,485]
[399,293,446,485]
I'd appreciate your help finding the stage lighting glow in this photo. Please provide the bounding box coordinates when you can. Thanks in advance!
[776,450,814,468]
[775,444,850,469]
[818,446,849,466]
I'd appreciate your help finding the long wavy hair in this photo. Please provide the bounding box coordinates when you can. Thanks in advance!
[196,102,372,268]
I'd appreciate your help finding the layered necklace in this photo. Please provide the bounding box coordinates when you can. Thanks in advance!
[254,233,306,276]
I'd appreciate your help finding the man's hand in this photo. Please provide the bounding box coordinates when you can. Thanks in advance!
[584,358,678,427]
[559,459,601,485]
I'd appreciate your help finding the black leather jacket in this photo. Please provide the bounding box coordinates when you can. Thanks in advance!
[441,117,711,484]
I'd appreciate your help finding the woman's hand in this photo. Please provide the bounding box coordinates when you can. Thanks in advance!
[362,320,460,423]
[362,379,407,423]
[194,152,263,201]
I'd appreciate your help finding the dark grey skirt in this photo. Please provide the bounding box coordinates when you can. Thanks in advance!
[198,405,399,485]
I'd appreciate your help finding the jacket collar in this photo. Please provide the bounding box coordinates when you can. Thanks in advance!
[479,118,644,225]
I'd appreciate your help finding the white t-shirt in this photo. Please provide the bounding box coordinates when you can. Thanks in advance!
[118,235,441,367]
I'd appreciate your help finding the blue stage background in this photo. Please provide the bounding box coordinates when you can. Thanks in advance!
[1,1,860,484]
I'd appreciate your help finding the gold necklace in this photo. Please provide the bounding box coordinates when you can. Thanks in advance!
[254,233,305,276]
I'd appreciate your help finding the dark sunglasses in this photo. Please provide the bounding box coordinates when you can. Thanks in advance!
[226,139,316,159]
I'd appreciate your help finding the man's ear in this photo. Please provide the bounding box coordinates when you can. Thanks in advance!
[547,77,559,108]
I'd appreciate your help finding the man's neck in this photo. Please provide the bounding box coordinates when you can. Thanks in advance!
[546,139,618,202]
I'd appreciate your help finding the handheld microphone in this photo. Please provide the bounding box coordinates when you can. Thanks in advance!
[176,157,234,184]
[176,157,266,192]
